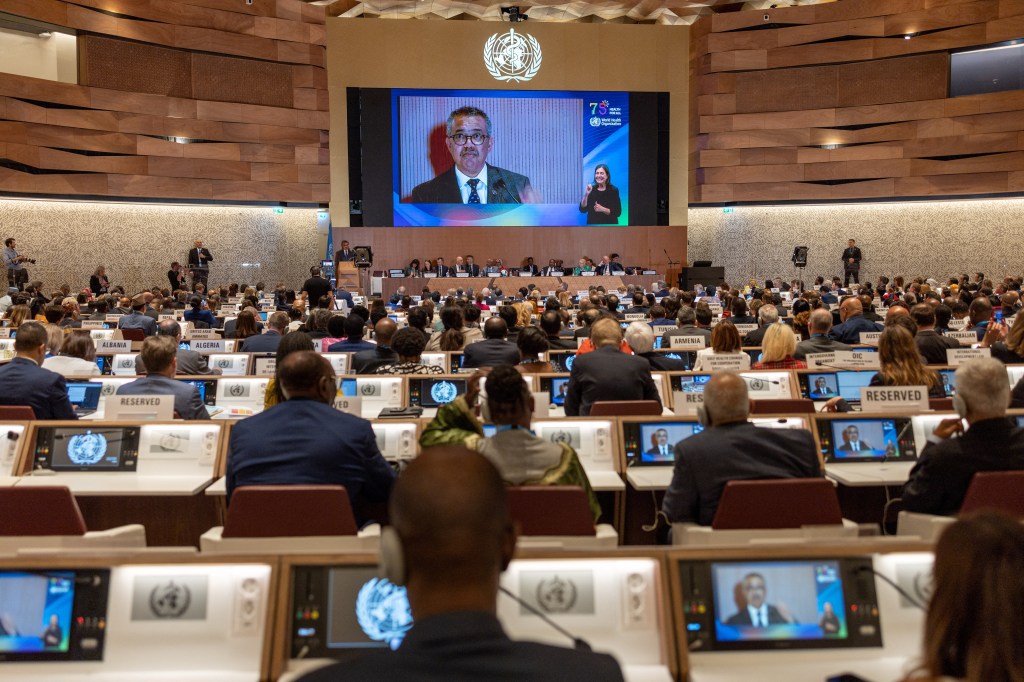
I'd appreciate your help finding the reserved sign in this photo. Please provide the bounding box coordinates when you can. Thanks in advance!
[672,390,703,415]
[333,395,362,416]
[860,385,929,412]
[946,347,991,366]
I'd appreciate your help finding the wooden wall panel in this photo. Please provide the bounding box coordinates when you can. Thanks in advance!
[691,0,1024,204]
[0,0,327,203]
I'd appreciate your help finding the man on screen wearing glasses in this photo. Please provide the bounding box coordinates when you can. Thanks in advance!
[411,106,536,204]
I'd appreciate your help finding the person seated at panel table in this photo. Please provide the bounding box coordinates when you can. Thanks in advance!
[409,106,536,205]
[661,372,821,526]
[901,358,1024,516]
[572,258,594,276]
[692,321,751,372]
[898,513,1024,682]
[519,257,539,276]
[420,365,600,520]
[869,326,947,398]
[296,446,623,682]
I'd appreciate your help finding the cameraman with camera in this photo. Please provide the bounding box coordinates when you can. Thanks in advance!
[3,237,34,291]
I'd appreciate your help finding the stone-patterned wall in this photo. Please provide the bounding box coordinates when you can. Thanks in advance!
[688,199,1024,287]
[0,199,321,295]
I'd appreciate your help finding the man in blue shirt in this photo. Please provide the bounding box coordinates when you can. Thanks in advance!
[828,297,882,345]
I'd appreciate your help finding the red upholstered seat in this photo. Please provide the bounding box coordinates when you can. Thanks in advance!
[0,406,35,420]
[929,398,954,411]
[223,485,358,538]
[711,478,842,530]
[589,400,662,416]
[749,399,814,415]
[0,486,87,535]
[507,486,596,536]
[960,471,1024,517]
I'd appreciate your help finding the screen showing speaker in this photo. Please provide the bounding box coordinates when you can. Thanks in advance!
[621,420,702,467]
[814,418,917,462]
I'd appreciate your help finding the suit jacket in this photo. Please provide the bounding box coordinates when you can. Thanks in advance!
[352,346,399,374]
[902,418,1024,516]
[595,263,624,275]
[842,246,862,268]
[741,324,770,348]
[432,265,451,278]
[225,399,395,524]
[327,339,377,353]
[0,357,78,420]
[915,330,960,365]
[187,247,213,268]
[335,248,355,262]
[116,374,210,420]
[662,325,712,348]
[836,440,872,452]
[461,338,520,368]
[564,345,661,417]
[117,311,157,336]
[410,164,533,204]
[661,421,821,525]
[828,316,882,344]
[465,264,481,277]
[724,605,789,627]
[295,611,624,682]
[224,318,263,338]
[238,331,283,353]
[135,348,221,376]
[546,334,577,350]
[793,335,852,360]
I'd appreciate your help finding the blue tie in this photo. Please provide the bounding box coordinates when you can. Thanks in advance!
[467,179,481,204]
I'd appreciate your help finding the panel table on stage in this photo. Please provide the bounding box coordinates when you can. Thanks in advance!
[560,276,625,291]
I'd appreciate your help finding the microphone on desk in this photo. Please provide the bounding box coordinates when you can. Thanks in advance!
[855,565,926,610]
[499,585,593,651]
[493,178,520,205]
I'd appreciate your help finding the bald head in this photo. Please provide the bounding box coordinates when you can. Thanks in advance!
[391,446,514,614]
[278,351,335,403]
[839,297,863,321]
[703,372,750,425]
[483,316,508,340]
[885,305,910,323]
[374,317,398,345]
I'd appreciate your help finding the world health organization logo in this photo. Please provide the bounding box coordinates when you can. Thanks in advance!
[484,28,542,83]
[430,381,458,405]
[67,432,107,466]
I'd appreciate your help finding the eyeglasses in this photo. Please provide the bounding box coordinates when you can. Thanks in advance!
[448,132,489,146]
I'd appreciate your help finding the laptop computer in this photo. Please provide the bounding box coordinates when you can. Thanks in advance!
[67,382,103,417]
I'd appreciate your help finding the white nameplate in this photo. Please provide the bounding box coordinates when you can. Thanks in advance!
[518,272,532,277]
[625,313,646,321]
[858,331,882,346]
[89,329,114,341]
[158,314,176,321]
[423,273,437,278]
[81,320,104,330]
[107,394,174,421]
[860,386,929,412]
[550,271,564,277]
[581,271,595,277]
[734,324,758,336]
[333,395,362,416]
[105,314,123,322]
[669,335,706,350]
[192,340,227,352]
[97,340,132,353]
[831,350,881,369]
[946,347,991,366]
[189,328,218,340]
[456,272,470,278]
[708,304,723,315]
[0,328,9,338]
[947,317,968,330]
[672,390,703,416]
[805,352,836,369]
[945,330,978,345]
[704,354,747,371]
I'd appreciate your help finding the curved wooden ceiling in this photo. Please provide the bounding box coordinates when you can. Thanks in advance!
[323,0,837,25]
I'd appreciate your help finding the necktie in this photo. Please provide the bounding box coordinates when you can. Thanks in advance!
[467,178,481,204]
[853,442,859,452]
[753,612,760,627]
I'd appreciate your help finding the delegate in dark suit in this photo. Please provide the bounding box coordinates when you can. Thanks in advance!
[638,351,688,372]
[134,349,222,376]
[238,330,284,353]
[0,357,77,420]
[915,330,960,365]
[461,339,520,368]
[902,418,1024,515]
[661,422,822,525]
[410,165,533,204]
[828,316,882,345]
[225,399,395,524]
[296,611,624,682]
[564,345,661,416]
[793,335,852,361]
[116,374,210,420]
[352,346,399,374]
[724,605,789,627]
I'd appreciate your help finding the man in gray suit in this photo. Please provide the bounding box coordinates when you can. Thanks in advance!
[410,106,535,204]
[118,336,210,420]
[794,309,852,361]
[134,319,221,376]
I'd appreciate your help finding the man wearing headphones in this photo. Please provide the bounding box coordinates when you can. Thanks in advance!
[902,358,1024,515]
[298,446,624,681]
[661,372,821,526]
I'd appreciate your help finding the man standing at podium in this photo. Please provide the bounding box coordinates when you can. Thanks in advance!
[842,238,862,286]
[188,239,213,288]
